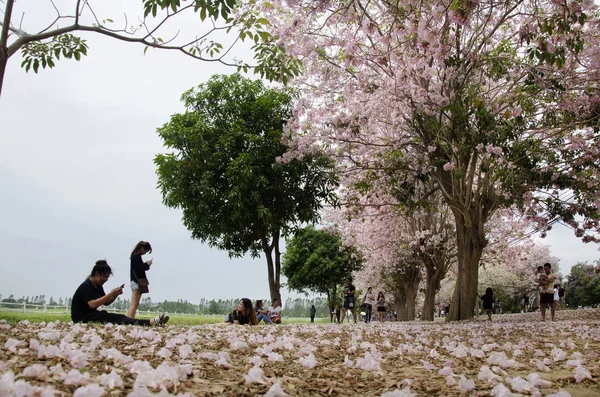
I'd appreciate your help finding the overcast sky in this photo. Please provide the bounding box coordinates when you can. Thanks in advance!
[1,1,598,305]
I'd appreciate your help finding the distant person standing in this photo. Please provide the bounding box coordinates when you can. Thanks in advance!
[558,285,565,308]
[340,277,357,324]
[553,285,560,310]
[539,263,558,321]
[127,241,153,319]
[310,304,316,323]
[362,287,375,323]
[523,294,530,312]
[479,288,494,321]
[376,292,386,322]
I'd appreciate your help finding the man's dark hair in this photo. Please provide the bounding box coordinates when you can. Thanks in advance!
[90,260,113,277]
[543,263,552,269]
[346,277,353,282]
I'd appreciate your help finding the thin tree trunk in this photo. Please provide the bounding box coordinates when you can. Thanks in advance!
[421,259,445,321]
[0,0,15,98]
[262,234,281,304]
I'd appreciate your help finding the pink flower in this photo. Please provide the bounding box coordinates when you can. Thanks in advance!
[299,353,318,369]
[443,162,454,171]
[73,383,105,397]
[264,382,289,397]
[457,375,475,392]
[243,367,266,384]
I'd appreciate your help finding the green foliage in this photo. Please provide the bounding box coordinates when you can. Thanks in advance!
[282,226,364,296]
[21,34,88,73]
[155,74,338,257]
[565,262,600,308]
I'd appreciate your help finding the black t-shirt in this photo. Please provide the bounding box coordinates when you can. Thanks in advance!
[130,254,150,282]
[231,309,250,325]
[71,279,105,322]
[344,284,356,304]
[558,287,565,297]
[481,294,494,310]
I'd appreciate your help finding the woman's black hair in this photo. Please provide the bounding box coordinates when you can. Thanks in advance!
[90,260,112,277]
[131,241,152,258]
[378,292,385,299]
[255,299,263,308]
[486,287,493,295]
[240,298,257,325]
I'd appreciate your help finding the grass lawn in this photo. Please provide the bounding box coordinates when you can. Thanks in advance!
[0,310,331,325]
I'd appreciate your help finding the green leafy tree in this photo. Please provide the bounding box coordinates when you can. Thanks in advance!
[155,73,338,303]
[0,0,300,96]
[565,263,600,308]
[282,226,364,311]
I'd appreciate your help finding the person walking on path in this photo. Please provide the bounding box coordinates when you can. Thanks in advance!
[309,304,316,323]
[340,277,357,324]
[539,263,558,321]
[376,292,386,322]
[479,288,494,321]
[71,260,168,326]
[361,287,375,323]
[127,241,153,319]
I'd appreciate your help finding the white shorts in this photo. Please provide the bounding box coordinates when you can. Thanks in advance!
[130,281,139,291]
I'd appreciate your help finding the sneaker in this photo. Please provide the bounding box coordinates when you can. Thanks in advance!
[152,313,170,326]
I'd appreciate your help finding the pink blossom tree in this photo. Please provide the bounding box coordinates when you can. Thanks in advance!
[262,0,600,320]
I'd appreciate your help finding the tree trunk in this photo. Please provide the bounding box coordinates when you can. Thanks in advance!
[262,232,281,304]
[403,281,418,321]
[446,210,486,322]
[421,260,444,321]
[0,0,15,98]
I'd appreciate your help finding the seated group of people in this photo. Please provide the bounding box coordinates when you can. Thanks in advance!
[71,260,169,326]
[224,298,282,325]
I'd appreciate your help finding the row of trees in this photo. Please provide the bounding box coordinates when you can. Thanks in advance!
[6,1,600,321]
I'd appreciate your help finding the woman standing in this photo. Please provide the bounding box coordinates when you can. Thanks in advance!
[362,287,375,323]
[127,241,153,319]
[376,292,386,322]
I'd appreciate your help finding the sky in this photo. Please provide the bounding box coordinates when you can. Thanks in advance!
[0,1,599,306]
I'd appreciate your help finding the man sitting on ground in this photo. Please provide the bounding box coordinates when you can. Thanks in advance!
[71,260,168,326]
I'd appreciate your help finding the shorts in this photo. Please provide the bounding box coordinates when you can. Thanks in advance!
[377,306,386,312]
[343,300,355,310]
[130,281,139,291]
[540,293,554,305]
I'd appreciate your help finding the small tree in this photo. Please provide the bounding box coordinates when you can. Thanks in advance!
[155,74,338,303]
[566,262,600,308]
[282,226,364,311]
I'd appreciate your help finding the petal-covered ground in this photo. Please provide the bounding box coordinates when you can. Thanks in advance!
[1,310,599,396]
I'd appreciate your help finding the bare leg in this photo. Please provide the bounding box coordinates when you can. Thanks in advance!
[340,308,346,324]
[127,290,142,318]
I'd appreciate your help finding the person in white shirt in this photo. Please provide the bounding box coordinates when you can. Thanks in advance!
[553,285,560,310]
[268,299,283,324]
[361,287,375,323]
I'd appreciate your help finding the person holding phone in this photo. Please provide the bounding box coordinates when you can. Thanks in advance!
[340,277,357,324]
[127,241,153,318]
[71,260,168,326]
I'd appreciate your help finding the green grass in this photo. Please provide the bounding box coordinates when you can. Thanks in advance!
[0,310,331,326]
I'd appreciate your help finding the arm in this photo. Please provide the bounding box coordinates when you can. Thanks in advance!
[87,286,123,309]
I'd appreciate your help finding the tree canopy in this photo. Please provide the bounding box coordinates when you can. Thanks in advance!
[155,73,338,302]
[282,226,363,302]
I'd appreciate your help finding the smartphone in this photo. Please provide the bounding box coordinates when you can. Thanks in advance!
[120,284,125,289]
